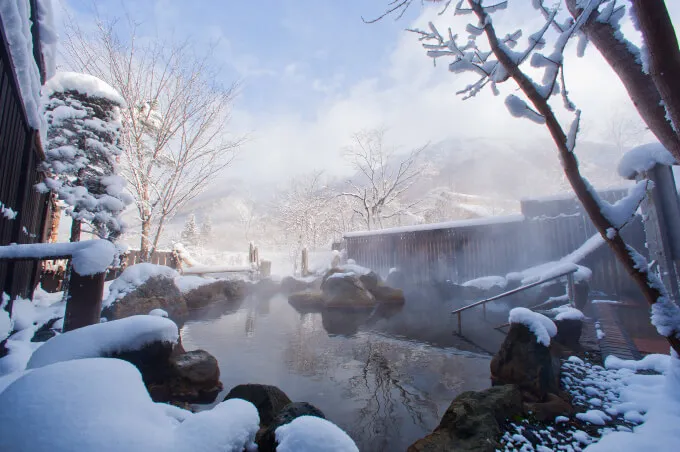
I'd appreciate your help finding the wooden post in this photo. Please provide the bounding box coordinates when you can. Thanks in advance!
[566,272,576,307]
[254,246,259,267]
[457,311,462,335]
[301,247,309,276]
[63,271,105,332]
[248,242,255,264]
[636,164,680,304]
[260,260,271,278]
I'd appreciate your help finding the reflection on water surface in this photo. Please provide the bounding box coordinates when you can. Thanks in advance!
[180,294,491,451]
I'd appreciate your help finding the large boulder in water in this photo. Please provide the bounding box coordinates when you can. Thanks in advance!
[280,276,311,294]
[371,284,405,305]
[490,323,561,401]
[224,384,292,426]
[102,276,188,321]
[408,384,523,452]
[288,290,325,310]
[321,273,376,308]
[256,402,326,452]
[183,280,246,309]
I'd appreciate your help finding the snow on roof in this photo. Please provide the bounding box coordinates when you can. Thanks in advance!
[0,0,46,133]
[275,415,359,452]
[44,72,126,107]
[0,240,116,276]
[0,358,261,451]
[26,315,179,369]
[508,307,557,346]
[103,263,179,307]
[344,214,525,238]
[618,142,676,179]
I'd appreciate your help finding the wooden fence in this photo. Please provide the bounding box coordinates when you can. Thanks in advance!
[105,250,177,280]
[345,189,645,299]
[0,11,51,301]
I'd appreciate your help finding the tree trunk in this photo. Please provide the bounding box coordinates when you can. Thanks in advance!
[140,218,151,262]
[48,197,61,243]
[150,213,167,259]
[470,1,680,355]
[566,0,680,160]
[69,219,81,243]
[630,0,680,144]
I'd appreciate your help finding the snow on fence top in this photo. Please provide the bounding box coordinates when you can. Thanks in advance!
[618,142,676,179]
[343,214,525,238]
[27,315,179,369]
[0,240,116,276]
[43,72,126,107]
[0,0,46,132]
[508,307,557,347]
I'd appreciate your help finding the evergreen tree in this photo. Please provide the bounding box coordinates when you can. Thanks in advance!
[181,214,199,247]
[201,215,213,245]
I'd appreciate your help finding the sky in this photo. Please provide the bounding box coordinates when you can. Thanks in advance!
[56,0,680,187]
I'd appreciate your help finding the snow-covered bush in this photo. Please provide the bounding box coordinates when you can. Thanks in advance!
[39,72,132,240]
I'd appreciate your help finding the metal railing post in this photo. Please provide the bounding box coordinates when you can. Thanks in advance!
[567,272,576,307]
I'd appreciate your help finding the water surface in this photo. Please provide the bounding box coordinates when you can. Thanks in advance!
[180,294,491,451]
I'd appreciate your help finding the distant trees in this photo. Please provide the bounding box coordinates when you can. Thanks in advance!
[61,14,242,260]
[40,72,132,242]
[341,129,427,229]
[380,0,680,354]
[180,214,200,248]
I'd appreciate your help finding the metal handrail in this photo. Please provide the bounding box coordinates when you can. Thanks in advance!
[452,267,577,334]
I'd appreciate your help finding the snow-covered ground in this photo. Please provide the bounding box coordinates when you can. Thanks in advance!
[500,353,680,452]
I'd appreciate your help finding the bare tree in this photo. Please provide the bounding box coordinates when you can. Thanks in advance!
[606,107,649,153]
[60,14,242,260]
[375,0,680,354]
[342,129,427,230]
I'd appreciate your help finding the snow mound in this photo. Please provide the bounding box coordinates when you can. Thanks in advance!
[553,306,585,321]
[462,275,507,291]
[509,308,557,346]
[44,72,126,106]
[336,263,372,276]
[605,354,671,374]
[27,315,178,369]
[104,263,179,307]
[275,416,359,452]
[148,308,168,317]
[174,275,216,293]
[0,358,260,451]
[618,142,675,179]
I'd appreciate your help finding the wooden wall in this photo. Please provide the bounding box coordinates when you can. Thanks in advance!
[346,192,645,299]
[0,17,51,301]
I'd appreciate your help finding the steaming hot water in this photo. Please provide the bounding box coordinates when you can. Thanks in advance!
[180,291,492,451]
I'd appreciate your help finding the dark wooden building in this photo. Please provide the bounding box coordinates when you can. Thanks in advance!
[345,189,645,299]
[0,1,52,301]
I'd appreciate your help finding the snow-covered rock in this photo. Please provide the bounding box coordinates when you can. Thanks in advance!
[275,416,359,452]
[0,358,260,451]
[509,308,557,347]
[104,263,179,308]
[27,315,179,369]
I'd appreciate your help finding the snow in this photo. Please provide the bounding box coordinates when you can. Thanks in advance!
[182,264,254,275]
[27,315,179,369]
[0,240,116,276]
[505,94,545,124]
[0,200,18,220]
[336,263,372,276]
[44,72,126,107]
[343,214,525,238]
[35,0,57,80]
[462,275,507,291]
[618,143,676,179]
[0,358,261,452]
[103,263,179,307]
[576,409,611,426]
[148,308,168,317]
[592,299,620,304]
[605,354,671,374]
[0,296,12,341]
[553,306,585,321]
[597,180,650,229]
[173,275,216,293]
[275,416,359,452]
[0,0,45,133]
[508,307,557,346]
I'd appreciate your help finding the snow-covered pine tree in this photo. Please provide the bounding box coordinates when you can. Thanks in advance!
[39,72,132,241]
[181,214,200,248]
[201,215,213,245]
